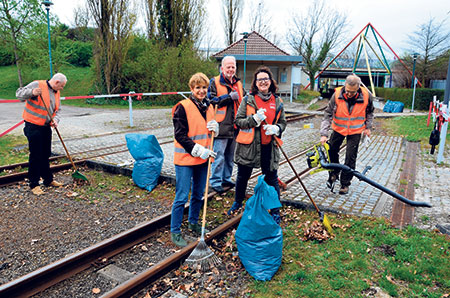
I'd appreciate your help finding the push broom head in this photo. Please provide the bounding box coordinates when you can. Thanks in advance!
[185,238,222,272]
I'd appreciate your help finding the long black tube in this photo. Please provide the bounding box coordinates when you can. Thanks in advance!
[317,147,431,208]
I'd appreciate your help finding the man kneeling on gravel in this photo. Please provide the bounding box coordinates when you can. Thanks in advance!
[16,73,67,195]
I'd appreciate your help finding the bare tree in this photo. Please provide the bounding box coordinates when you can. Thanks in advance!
[287,0,348,90]
[0,0,42,86]
[248,0,271,37]
[143,0,157,39]
[222,0,243,45]
[87,0,136,94]
[408,17,450,87]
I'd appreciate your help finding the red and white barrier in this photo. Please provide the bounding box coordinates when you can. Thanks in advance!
[0,91,191,137]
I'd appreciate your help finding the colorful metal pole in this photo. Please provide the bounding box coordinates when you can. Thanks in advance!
[370,24,423,87]
[42,1,53,77]
[304,23,370,90]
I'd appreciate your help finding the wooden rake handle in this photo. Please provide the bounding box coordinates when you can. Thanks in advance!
[263,120,322,214]
[200,105,218,232]
[39,95,78,171]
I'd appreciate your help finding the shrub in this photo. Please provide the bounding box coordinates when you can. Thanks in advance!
[375,87,444,111]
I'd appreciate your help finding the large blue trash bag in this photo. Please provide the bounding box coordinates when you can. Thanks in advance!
[125,134,164,192]
[383,100,404,113]
[235,175,283,281]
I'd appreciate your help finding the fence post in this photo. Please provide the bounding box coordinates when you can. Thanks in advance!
[128,91,135,127]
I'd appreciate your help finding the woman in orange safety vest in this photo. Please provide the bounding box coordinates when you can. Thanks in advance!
[227,66,287,225]
[170,72,219,247]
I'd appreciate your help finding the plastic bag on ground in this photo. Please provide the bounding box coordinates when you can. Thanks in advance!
[125,134,164,192]
[235,175,283,281]
[383,100,404,113]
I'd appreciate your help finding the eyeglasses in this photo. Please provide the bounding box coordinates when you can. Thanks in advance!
[256,77,270,83]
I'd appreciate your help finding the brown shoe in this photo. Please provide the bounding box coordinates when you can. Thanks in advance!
[31,186,45,195]
[49,181,63,187]
[339,186,349,194]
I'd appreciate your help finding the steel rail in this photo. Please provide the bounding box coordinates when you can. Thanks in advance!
[101,214,243,298]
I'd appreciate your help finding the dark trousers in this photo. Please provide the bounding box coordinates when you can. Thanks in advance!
[24,121,53,188]
[235,144,281,204]
[328,131,361,187]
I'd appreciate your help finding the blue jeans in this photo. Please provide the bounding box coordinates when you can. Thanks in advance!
[209,138,236,188]
[170,163,208,234]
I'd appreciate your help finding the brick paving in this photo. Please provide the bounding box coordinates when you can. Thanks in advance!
[2,101,449,231]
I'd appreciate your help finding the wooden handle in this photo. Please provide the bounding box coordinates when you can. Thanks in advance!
[39,95,77,170]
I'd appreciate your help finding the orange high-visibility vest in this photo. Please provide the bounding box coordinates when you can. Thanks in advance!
[331,86,369,136]
[22,80,60,126]
[214,76,243,123]
[172,99,215,166]
[235,96,283,146]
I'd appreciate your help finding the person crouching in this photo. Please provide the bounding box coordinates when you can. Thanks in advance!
[170,73,219,247]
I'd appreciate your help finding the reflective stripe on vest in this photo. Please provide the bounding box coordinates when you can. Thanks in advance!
[331,86,369,136]
[214,76,243,123]
[22,80,60,126]
[172,99,215,166]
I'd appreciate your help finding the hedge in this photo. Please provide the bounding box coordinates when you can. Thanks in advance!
[374,87,445,111]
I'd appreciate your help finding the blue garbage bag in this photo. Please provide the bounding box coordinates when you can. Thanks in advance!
[235,175,283,281]
[125,134,164,192]
[383,100,404,113]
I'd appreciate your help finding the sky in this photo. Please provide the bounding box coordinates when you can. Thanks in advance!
[51,0,450,59]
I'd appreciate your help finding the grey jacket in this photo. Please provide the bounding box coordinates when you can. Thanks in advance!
[16,80,61,124]
[234,94,287,171]
[320,87,374,137]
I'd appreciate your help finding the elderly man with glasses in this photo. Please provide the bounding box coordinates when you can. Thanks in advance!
[319,74,374,194]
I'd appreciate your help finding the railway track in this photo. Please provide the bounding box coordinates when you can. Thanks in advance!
[0,113,317,187]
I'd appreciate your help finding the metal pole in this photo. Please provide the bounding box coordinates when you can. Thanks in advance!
[411,78,417,112]
[42,1,54,77]
[242,32,249,89]
[411,55,417,88]
[128,91,135,127]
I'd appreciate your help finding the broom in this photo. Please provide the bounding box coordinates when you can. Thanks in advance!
[264,120,333,234]
[185,105,221,271]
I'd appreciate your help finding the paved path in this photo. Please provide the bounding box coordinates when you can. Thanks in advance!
[1,101,449,231]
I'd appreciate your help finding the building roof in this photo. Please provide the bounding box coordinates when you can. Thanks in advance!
[213,31,291,58]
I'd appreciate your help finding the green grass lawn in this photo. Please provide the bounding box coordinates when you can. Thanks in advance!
[0,65,93,99]
[295,90,321,105]
[381,115,450,143]
[0,134,28,167]
[247,208,450,298]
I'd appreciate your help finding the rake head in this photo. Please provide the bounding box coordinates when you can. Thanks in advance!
[185,239,221,272]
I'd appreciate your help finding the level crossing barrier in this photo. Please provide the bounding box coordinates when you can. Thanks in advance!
[0,91,191,138]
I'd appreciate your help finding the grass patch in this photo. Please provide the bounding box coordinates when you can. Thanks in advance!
[381,115,450,143]
[0,134,28,166]
[295,90,320,104]
[62,98,171,110]
[247,208,450,298]
[0,65,93,99]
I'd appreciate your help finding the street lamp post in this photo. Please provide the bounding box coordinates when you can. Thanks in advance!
[42,0,53,77]
[411,53,419,112]
[241,32,249,88]
[410,53,419,88]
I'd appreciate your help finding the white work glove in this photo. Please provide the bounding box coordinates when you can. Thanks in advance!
[191,143,217,159]
[263,124,280,136]
[252,108,267,127]
[229,91,239,101]
[206,120,219,136]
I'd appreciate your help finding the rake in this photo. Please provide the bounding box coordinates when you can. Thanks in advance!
[264,119,333,234]
[185,105,221,271]
[39,95,89,182]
